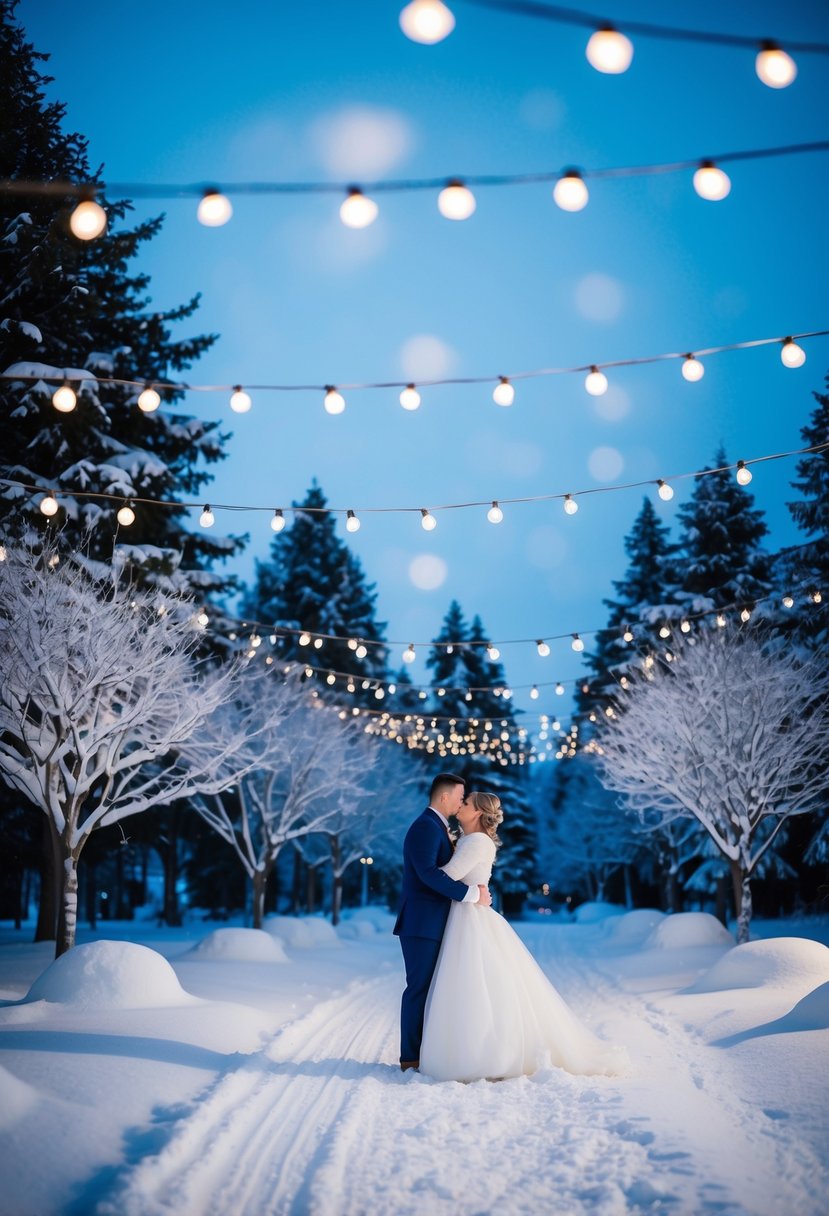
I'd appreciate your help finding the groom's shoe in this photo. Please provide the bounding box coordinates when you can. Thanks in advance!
[400,1060,419,1072]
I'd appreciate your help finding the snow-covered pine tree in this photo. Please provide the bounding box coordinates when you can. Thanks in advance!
[241,482,387,698]
[0,2,242,594]
[424,599,472,719]
[784,373,829,646]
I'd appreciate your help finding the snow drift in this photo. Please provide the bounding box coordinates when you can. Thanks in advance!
[645,912,735,950]
[688,937,829,994]
[24,941,197,1010]
[186,928,288,963]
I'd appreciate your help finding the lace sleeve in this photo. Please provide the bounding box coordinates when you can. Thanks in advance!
[440,833,495,882]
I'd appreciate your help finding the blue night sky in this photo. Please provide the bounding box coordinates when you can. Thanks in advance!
[18,0,829,722]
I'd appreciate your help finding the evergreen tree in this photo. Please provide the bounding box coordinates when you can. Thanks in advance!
[424,600,473,719]
[784,374,829,645]
[0,1,241,594]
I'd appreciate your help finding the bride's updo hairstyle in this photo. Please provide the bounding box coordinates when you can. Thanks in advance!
[470,792,504,847]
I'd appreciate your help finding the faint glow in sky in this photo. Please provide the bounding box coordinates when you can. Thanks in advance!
[591,383,632,422]
[409,553,448,590]
[575,272,625,323]
[399,334,459,380]
[524,525,568,571]
[310,105,416,176]
[588,445,625,481]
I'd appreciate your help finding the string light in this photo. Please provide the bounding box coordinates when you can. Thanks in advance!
[137,386,161,413]
[782,594,794,608]
[740,607,752,622]
[271,509,286,532]
[555,683,565,695]
[680,619,691,633]
[563,494,579,516]
[403,643,416,663]
[197,610,209,627]
[716,614,727,627]
[299,633,311,646]
[586,25,634,74]
[230,387,252,414]
[553,169,589,212]
[199,504,215,528]
[659,624,671,639]
[693,161,731,201]
[39,492,58,517]
[537,640,550,657]
[69,196,107,240]
[811,591,823,604]
[116,501,136,527]
[681,355,705,382]
[492,376,515,406]
[585,366,608,396]
[437,179,476,220]
[197,189,232,226]
[736,460,753,486]
[323,387,346,415]
[657,480,674,502]
[399,0,455,44]
[52,383,77,413]
[487,501,504,524]
[571,634,585,652]
[421,509,437,531]
[346,509,361,533]
[755,42,797,88]
[622,628,634,643]
[781,338,806,367]
[400,384,421,410]
[340,188,378,228]
[530,685,540,700]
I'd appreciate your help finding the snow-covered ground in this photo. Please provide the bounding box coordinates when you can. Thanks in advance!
[1,907,828,1216]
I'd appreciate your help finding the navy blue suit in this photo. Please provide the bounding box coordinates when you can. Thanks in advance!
[394,808,471,1064]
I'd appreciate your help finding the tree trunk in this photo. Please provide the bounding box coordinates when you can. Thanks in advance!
[730,860,752,944]
[332,876,343,926]
[291,850,303,914]
[56,848,79,958]
[306,865,316,915]
[163,846,181,927]
[251,867,268,929]
[623,864,633,909]
[664,869,680,915]
[714,873,729,928]
[34,817,60,942]
[85,860,98,930]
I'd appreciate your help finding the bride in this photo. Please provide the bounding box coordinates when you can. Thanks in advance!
[419,791,627,1083]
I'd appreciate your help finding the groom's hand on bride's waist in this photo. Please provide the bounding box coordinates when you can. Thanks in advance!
[478,885,492,907]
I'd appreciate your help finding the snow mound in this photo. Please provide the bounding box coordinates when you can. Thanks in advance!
[574,901,626,924]
[299,916,340,946]
[264,916,316,948]
[606,909,667,945]
[337,919,377,940]
[186,928,288,963]
[645,912,735,950]
[775,981,829,1032]
[346,907,396,932]
[25,941,196,1010]
[688,938,829,994]
[0,1064,39,1129]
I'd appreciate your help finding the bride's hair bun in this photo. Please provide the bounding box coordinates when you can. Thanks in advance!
[471,791,503,847]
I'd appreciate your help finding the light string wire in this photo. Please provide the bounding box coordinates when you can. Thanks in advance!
[7,439,828,521]
[1,140,827,202]
[456,0,829,54]
[5,327,825,398]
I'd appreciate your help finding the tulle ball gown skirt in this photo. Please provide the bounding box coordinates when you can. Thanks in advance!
[419,903,626,1083]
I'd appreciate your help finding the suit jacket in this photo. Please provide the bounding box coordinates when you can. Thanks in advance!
[393,808,471,940]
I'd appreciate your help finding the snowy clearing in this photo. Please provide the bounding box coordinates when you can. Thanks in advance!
[0,911,827,1216]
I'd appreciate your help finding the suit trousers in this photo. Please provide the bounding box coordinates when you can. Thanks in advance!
[399,934,442,1064]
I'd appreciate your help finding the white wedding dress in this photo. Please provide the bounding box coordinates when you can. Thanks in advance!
[419,832,627,1083]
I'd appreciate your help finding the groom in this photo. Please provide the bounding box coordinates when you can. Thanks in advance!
[393,772,491,1071]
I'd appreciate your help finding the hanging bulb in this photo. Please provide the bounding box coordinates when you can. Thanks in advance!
[52,383,77,413]
[659,624,671,639]
[420,508,437,531]
[403,643,416,663]
[553,169,589,212]
[39,492,59,517]
[400,384,421,410]
[323,386,346,415]
[530,685,540,700]
[693,161,731,201]
[271,509,286,532]
[585,366,608,396]
[740,607,752,623]
[197,610,209,627]
[438,179,476,220]
[356,643,368,659]
[537,640,550,657]
[622,627,634,643]
[657,479,675,502]
[69,196,107,240]
[299,633,311,646]
[780,338,806,368]
[716,613,727,627]
[117,501,135,527]
[811,590,823,604]
[755,41,797,89]
[492,376,515,406]
[230,386,252,413]
[399,0,455,43]
[586,25,634,73]
[487,501,504,524]
[199,504,215,527]
[340,188,378,229]
[563,494,579,515]
[487,644,500,661]
[326,673,337,686]
[137,386,161,413]
[346,509,361,533]
[736,460,753,486]
[571,634,584,652]
[555,682,565,695]
[782,594,794,608]
[680,619,691,634]
[197,189,232,226]
[681,355,705,382]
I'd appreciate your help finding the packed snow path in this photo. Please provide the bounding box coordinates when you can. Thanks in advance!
[98,926,827,1216]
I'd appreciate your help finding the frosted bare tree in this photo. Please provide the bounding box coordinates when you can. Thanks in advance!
[192,667,376,928]
[0,543,261,956]
[595,625,829,942]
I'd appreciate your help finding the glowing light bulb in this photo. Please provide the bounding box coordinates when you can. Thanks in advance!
[438,180,476,220]
[340,188,378,229]
[299,633,311,646]
[682,355,704,382]
[537,640,550,657]
[399,0,455,44]
[346,509,361,533]
[812,591,823,604]
[400,384,421,410]
[69,197,107,240]
[755,42,797,88]
[586,26,633,74]
[659,625,671,639]
[403,643,416,663]
[740,607,751,623]
[137,386,161,413]
[780,338,806,368]
[623,628,634,643]
[530,685,539,700]
[487,501,504,524]
[356,643,368,659]
[736,460,753,486]
[782,594,794,608]
[693,161,731,201]
[230,387,252,413]
[324,386,346,415]
[493,377,515,406]
[585,366,608,396]
[563,495,578,516]
[421,509,437,531]
[680,619,691,634]
[197,190,232,227]
[199,504,215,528]
[487,645,500,661]
[717,613,727,628]
[271,509,286,532]
[40,493,58,517]
[52,383,77,413]
[657,480,674,502]
[571,634,584,652]
[197,610,209,627]
[553,170,589,212]
[327,673,337,685]
[117,502,135,527]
